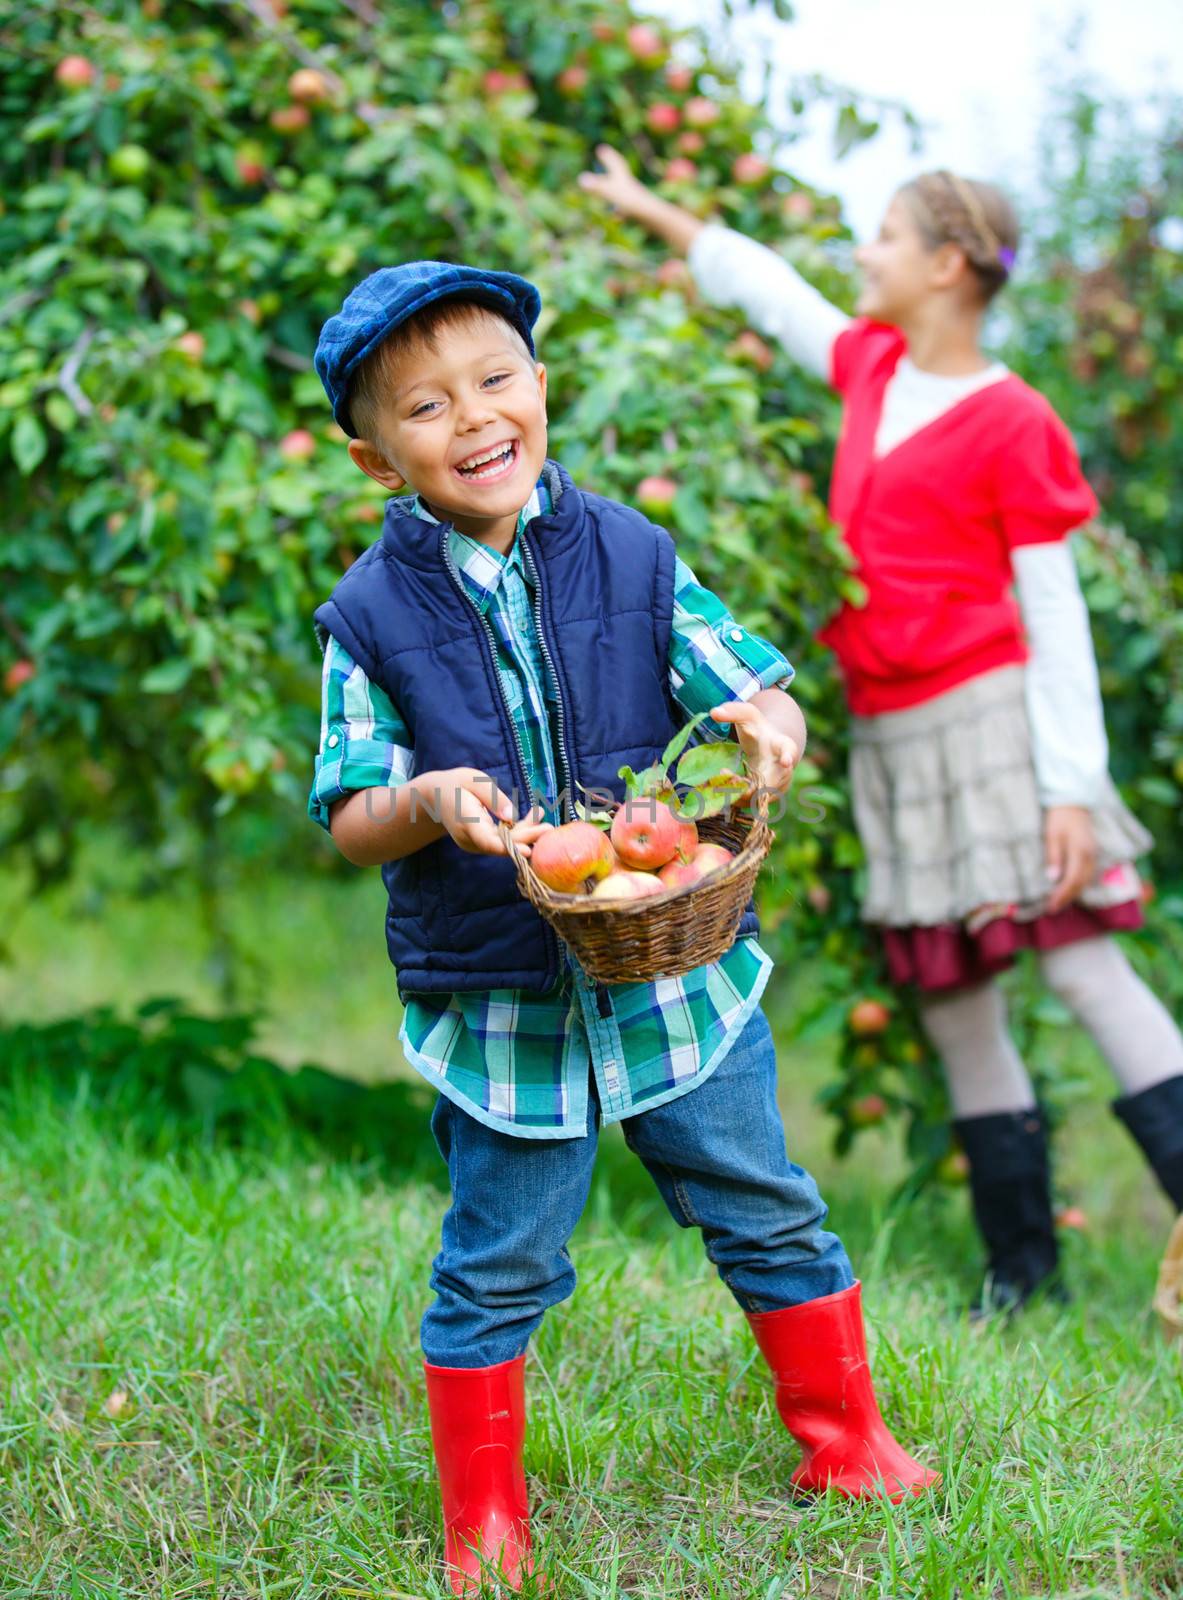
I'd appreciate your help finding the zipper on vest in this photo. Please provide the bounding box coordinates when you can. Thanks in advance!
[439,526,560,986]
[439,530,534,806]
[519,530,575,824]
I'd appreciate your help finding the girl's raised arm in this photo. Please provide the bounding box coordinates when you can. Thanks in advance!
[579,143,850,383]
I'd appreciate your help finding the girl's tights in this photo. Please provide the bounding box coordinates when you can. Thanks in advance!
[917,936,1183,1118]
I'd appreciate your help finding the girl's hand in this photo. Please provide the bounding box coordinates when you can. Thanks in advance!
[1044,804,1097,912]
[709,700,799,799]
[577,144,650,218]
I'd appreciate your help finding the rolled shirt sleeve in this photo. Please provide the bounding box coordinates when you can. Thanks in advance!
[668,557,794,738]
[307,635,416,832]
[687,222,851,383]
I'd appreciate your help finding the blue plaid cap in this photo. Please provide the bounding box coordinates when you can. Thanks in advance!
[314,261,543,436]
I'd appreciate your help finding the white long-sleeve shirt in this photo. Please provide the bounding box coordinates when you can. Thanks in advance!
[687,223,1109,807]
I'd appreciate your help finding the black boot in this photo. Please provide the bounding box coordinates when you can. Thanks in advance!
[1112,1075,1183,1210]
[952,1108,1063,1316]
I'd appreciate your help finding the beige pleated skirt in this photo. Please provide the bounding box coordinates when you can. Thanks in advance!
[849,664,1154,930]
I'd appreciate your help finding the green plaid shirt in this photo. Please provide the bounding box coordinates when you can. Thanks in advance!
[310,477,794,1138]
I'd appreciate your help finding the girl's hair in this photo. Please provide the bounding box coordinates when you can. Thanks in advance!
[897,171,1020,303]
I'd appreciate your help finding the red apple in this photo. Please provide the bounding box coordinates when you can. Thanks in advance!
[1055,1206,1089,1231]
[675,818,698,862]
[683,96,719,127]
[784,191,815,221]
[288,68,329,103]
[592,870,665,901]
[664,157,698,183]
[665,63,694,92]
[805,882,832,914]
[732,330,773,370]
[611,796,683,871]
[55,55,95,89]
[636,474,678,513]
[279,428,316,461]
[850,1093,888,1127]
[4,659,35,693]
[270,103,310,133]
[655,258,690,288]
[175,331,206,362]
[732,152,770,185]
[646,102,680,134]
[676,130,705,155]
[689,842,734,877]
[625,23,665,62]
[235,144,268,184]
[483,68,529,95]
[531,821,617,894]
[658,857,702,890]
[557,64,589,94]
[238,298,262,325]
[591,20,615,41]
[849,998,891,1037]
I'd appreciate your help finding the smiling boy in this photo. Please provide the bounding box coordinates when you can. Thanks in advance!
[309,261,935,1594]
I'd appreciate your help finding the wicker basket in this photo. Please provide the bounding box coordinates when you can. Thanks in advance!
[1155,1215,1183,1342]
[499,797,774,984]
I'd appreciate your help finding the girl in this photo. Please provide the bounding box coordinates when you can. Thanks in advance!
[580,147,1183,1314]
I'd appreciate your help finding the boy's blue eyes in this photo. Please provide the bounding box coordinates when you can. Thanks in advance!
[410,373,509,418]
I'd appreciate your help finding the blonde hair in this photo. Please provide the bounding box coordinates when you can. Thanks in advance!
[897,171,1020,303]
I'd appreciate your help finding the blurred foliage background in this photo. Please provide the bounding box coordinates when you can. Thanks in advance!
[2,0,1180,1185]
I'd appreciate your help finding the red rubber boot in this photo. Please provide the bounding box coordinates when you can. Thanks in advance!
[747,1282,939,1501]
[423,1355,534,1595]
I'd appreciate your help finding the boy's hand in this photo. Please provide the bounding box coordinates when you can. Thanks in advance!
[577,144,651,218]
[437,770,552,858]
[1044,804,1097,912]
[710,701,799,800]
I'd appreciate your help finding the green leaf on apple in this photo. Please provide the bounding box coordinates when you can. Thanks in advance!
[675,772,751,818]
[572,798,613,829]
[676,739,745,786]
[618,761,675,800]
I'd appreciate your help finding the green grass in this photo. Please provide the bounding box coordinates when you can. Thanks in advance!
[1,848,1180,1598]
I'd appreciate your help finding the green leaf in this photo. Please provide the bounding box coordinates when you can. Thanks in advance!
[141,659,193,694]
[677,739,744,786]
[11,413,47,475]
[660,711,709,771]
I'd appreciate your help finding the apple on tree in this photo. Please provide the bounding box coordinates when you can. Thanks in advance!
[279,429,316,461]
[849,998,891,1037]
[55,55,95,89]
[636,474,678,514]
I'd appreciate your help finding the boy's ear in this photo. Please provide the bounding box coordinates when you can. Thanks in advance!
[348,438,407,492]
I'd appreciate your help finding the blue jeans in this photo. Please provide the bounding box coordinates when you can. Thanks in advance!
[421,1006,855,1367]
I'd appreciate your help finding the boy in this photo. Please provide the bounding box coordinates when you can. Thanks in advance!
[309,261,936,1595]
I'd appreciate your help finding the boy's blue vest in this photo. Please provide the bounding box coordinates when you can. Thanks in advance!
[314,460,758,998]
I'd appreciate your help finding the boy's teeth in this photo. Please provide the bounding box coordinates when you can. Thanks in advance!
[459,442,514,476]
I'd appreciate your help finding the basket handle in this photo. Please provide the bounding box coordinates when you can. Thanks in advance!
[497,816,527,871]
[498,788,770,858]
